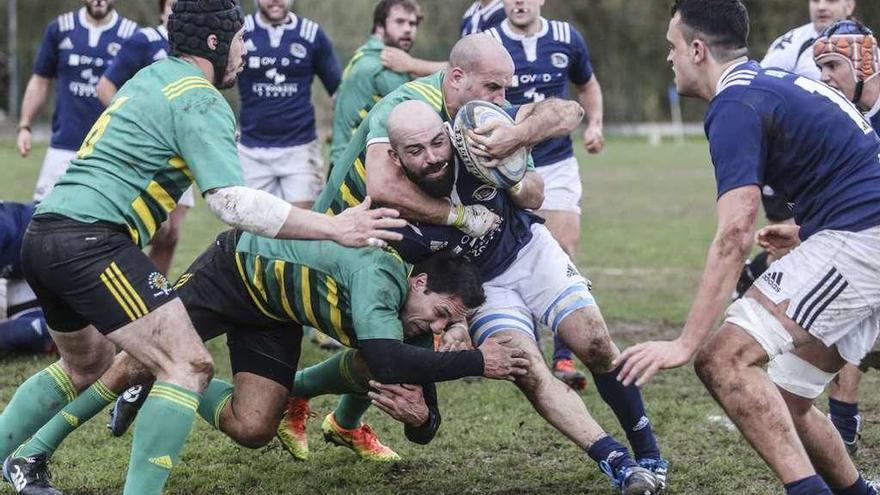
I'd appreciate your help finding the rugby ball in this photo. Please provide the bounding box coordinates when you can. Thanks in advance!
[451,100,529,189]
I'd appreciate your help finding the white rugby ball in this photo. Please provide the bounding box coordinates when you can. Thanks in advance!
[451,100,529,189]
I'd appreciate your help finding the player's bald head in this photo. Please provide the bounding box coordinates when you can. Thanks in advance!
[387,100,444,147]
[449,34,514,74]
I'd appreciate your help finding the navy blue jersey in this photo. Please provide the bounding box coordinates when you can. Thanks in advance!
[461,0,506,37]
[102,25,169,89]
[706,61,880,240]
[487,19,593,166]
[0,202,35,279]
[392,160,541,282]
[238,13,342,148]
[33,9,138,150]
[867,103,880,131]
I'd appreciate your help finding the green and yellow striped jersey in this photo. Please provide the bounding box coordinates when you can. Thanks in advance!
[329,36,411,166]
[234,232,411,347]
[315,71,448,217]
[37,57,244,248]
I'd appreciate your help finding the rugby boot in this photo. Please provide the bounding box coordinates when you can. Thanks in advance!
[107,384,150,437]
[843,435,860,457]
[276,397,315,461]
[637,458,669,492]
[600,461,659,495]
[552,358,588,391]
[2,454,62,495]
[321,412,400,461]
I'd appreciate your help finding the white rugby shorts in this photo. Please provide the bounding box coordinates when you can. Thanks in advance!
[238,140,325,203]
[469,224,595,345]
[752,226,880,365]
[535,156,582,214]
[33,147,77,202]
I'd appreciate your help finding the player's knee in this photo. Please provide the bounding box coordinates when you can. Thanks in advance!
[65,339,117,391]
[693,339,728,389]
[231,419,277,449]
[514,350,553,392]
[187,352,215,391]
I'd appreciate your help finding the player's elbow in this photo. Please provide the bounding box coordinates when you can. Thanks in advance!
[716,221,754,260]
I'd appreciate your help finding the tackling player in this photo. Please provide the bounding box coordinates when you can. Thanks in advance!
[95,0,193,276]
[16,0,138,202]
[0,1,405,494]
[237,0,341,208]
[329,0,423,166]
[616,2,880,495]
[485,0,604,390]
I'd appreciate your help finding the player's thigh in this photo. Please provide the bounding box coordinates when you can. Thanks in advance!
[535,157,583,215]
[276,140,326,204]
[538,209,581,258]
[226,323,303,393]
[226,371,290,433]
[469,281,535,347]
[33,148,76,201]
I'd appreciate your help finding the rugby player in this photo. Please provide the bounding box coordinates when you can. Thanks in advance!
[300,35,668,487]
[462,0,506,37]
[808,19,880,457]
[485,0,605,390]
[4,228,527,492]
[0,202,52,354]
[16,0,138,202]
[616,2,880,494]
[330,0,423,166]
[737,0,857,299]
[0,1,405,493]
[95,0,193,277]
[237,0,341,208]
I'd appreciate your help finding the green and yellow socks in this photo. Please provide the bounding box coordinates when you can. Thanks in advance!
[122,381,201,495]
[0,363,77,459]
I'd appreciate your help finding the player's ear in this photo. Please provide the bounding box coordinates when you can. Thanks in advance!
[387,148,401,166]
[691,39,707,64]
[206,34,219,51]
[410,273,428,292]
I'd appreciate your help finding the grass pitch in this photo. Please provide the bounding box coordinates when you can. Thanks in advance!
[0,139,877,494]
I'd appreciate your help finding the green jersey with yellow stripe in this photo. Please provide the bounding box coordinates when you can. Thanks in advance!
[234,232,411,347]
[315,71,448,216]
[36,57,244,248]
[329,36,411,166]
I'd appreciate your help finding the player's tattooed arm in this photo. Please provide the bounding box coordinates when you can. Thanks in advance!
[577,76,605,154]
[508,171,544,210]
[614,186,761,386]
[17,75,52,157]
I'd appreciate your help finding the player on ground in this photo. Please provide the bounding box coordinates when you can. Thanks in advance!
[813,19,880,457]
[329,0,423,166]
[0,1,405,493]
[238,0,341,208]
[615,2,880,494]
[485,0,604,391]
[737,0,856,297]
[302,35,668,487]
[4,229,527,492]
[0,202,52,355]
[16,0,138,201]
[95,0,193,276]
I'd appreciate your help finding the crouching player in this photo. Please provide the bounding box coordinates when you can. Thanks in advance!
[5,229,528,493]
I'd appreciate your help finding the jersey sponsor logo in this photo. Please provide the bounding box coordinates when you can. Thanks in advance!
[251,81,299,97]
[107,42,122,57]
[429,240,448,252]
[80,68,100,84]
[68,53,107,68]
[515,73,557,85]
[148,272,173,297]
[551,52,569,69]
[59,37,74,50]
[265,67,287,84]
[473,184,498,202]
[290,42,307,59]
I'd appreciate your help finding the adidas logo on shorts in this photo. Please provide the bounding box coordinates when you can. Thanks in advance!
[761,271,783,293]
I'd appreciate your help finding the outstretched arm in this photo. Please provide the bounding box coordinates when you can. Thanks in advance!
[380,47,447,78]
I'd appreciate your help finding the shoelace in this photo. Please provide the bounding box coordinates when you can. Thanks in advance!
[356,424,384,450]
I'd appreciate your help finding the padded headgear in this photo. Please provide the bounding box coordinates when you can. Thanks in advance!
[813,20,879,103]
[168,0,244,85]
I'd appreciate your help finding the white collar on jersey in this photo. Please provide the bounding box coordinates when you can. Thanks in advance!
[158,24,168,40]
[500,17,549,41]
[715,57,752,96]
[864,93,880,122]
[78,7,119,48]
[254,11,298,32]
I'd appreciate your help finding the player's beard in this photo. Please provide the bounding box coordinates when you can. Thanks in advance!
[85,0,113,20]
[385,34,413,52]
[402,161,454,199]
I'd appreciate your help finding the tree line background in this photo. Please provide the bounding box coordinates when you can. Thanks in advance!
[1,0,878,124]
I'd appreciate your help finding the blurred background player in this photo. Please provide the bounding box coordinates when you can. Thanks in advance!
[485,0,604,391]
[329,0,422,167]
[737,0,857,297]
[462,0,506,37]
[95,0,193,276]
[810,18,879,457]
[238,0,341,208]
[16,0,138,201]
[0,201,52,355]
